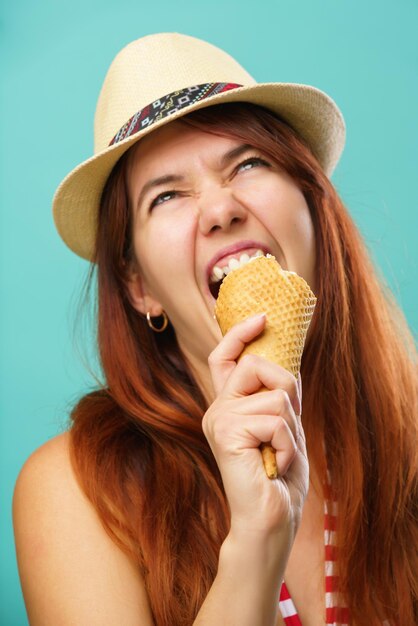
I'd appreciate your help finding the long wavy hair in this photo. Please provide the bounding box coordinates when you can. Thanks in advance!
[69,103,418,626]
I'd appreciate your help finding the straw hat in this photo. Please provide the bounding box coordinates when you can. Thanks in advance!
[52,32,346,261]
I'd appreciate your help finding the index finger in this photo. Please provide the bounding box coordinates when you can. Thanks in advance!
[208,313,266,395]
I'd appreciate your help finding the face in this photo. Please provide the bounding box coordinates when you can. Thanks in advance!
[125,120,316,387]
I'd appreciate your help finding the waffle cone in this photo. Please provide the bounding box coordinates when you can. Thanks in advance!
[214,255,316,478]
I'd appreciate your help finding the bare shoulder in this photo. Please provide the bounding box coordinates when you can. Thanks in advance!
[13,432,153,626]
[14,432,79,507]
[13,432,91,529]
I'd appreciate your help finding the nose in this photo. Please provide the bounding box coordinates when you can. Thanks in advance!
[197,187,247,235]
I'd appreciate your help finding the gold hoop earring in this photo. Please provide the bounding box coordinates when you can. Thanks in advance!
[146,311,168,333]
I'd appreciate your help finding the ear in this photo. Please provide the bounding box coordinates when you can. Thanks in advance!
[125,270,164,317]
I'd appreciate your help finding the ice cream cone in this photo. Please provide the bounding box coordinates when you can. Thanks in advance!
[214,254,316,479]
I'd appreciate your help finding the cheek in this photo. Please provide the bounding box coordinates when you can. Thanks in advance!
[254,186,316,283]
[267,209,314,261]
[254,184,313,242]
[291,206,315,248]
[134,214,195,289]
[285,205,316,290]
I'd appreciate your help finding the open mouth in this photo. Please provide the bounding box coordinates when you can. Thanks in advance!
[208,249,265,299]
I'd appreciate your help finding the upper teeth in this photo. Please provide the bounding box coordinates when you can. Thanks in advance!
[210,249,264,283]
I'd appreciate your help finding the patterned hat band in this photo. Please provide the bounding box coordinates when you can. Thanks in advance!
[109,82,243,146]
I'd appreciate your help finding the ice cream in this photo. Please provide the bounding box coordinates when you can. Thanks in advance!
[214,254,316,478]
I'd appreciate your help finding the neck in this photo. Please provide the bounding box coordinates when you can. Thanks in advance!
[185,354,215,406]
[175,333,218,407]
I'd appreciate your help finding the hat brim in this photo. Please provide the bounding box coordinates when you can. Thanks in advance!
[52,82,345,261]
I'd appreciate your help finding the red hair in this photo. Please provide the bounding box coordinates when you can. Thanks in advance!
[69,103,418,625]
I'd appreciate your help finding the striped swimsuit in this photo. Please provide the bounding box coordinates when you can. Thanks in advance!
[277,483,394,626]
[278,488,349,625]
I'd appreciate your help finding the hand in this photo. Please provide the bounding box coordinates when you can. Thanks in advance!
[203,314,309,537]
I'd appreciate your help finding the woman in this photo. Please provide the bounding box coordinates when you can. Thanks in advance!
[13,33,417,626]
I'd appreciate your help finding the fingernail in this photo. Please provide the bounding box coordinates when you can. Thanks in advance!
[248,313,266,322]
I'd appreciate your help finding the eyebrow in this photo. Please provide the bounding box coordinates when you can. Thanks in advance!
[135,143,254,212]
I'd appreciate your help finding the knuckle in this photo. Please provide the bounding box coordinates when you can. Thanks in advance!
[285,436,298,458]
[201,413,209,435]
[277,415,289,432]
[281,371,298,397]
[207,348,219,368]
[272,388,290,411]
[211,421,228,447]
[239,353,260,368]
[239,354,257,367]
[279,374,299,412]
[277,446,297,476]
[289,374,299,396]
[202,406,229,445]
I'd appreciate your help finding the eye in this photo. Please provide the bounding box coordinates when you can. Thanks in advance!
[149,190,178,209]
[236,156,270,173]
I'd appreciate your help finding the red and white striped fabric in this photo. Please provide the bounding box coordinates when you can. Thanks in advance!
[278,487,349,625]
[278,581,302,625]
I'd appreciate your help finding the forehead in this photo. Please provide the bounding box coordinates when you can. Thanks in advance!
[127,121,241,175]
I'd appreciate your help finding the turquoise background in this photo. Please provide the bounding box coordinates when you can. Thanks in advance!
[1,1,417,623]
